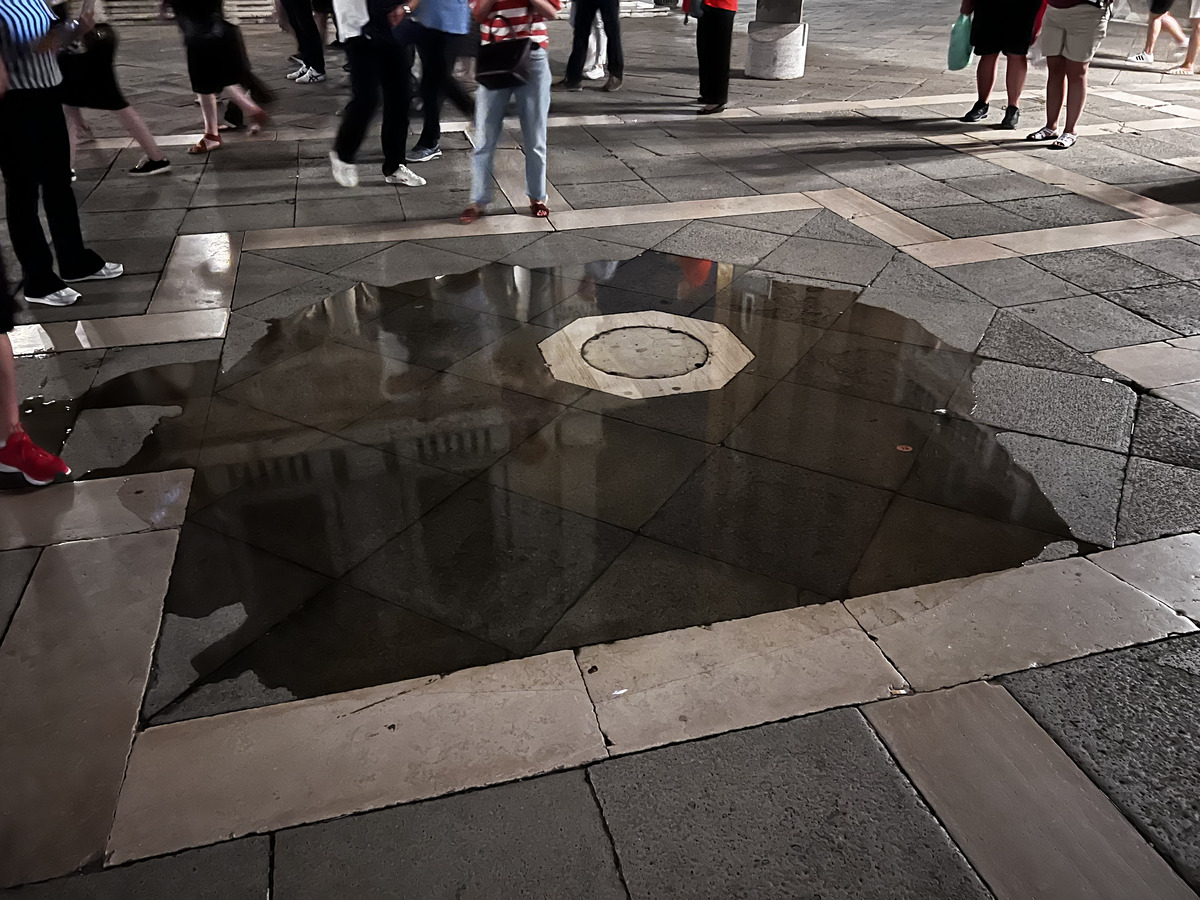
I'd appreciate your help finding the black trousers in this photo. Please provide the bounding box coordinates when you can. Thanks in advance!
[415,26,474,149]
[335,36,412,173]
[281,0,326,74]
[696,4,734,105]
[566,0,622,82]
[0,89,102,298]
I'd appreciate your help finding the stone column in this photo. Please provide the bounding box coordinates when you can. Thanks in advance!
[745,0,808,80]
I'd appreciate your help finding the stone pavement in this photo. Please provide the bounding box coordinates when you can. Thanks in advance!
[4,1,1200,897]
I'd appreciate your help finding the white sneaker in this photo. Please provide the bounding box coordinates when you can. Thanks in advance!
[330,151,359,188]
[584,66,605,80]
[64,261,123,282]
[1127,51,1155,63]
[385,165,427,186]
[296,69,326,84]
[25,286,81,306]
[286,65,309,80]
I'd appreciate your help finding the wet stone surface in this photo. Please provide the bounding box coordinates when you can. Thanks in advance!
[5,250,1194,722]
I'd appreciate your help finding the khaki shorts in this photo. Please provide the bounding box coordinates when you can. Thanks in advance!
[1041,4,1109,63]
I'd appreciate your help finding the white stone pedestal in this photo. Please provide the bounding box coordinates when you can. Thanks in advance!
[746,20,808,80]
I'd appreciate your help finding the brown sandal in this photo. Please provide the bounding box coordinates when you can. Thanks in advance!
[187,133,222,154]
[460,204,484,224]
[530,199,550,218]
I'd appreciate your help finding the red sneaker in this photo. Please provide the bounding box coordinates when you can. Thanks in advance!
[0,426,70,486]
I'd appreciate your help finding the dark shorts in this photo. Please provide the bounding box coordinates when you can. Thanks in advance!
[312,0,332,15]
[971,0,1043,56]
[1150,0,1175,15]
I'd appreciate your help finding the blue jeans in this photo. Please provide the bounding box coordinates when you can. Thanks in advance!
[470,47,551,206]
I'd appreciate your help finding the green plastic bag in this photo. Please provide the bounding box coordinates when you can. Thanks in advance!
[948,14,973,71]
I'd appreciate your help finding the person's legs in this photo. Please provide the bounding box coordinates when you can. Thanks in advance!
[1004,52,1028,107]
[696,8,712,101]
[1161,13,1188,45]
[334,37,379,163]
[1043,55,1066,130]
[566,0,599,84]
[282,0,326,74]
[709,6,734,105]
[1063,59,1089,133]
[115,106,167,161]
[416,26,445,149]
[515,49,551,203]
[0,104,62,296]
[63,105,87,168]
[470,85,511,207]
[378,40,413,174]
[199,93,221,134]
[596,0,623,78]
[976,53,1000,103]
[33,98,104,281]
[1173,18,1200,72]
[0,334,17,437]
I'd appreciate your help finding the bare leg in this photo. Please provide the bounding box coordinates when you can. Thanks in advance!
[1162,13,1187,46]
[1145,14,1164,53]
[199,93,220,134]
[976,53,999,103]
[63,105,88,168]
[226,84,264,118]
[1004,53,1028,107]
[115,106,166,161]
[1,335,19,436]
[1063,59,1089,134]
[1181,19,1200,71]
[1044,55,1066,129]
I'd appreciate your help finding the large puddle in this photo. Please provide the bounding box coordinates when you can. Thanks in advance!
[6,250,1093,724]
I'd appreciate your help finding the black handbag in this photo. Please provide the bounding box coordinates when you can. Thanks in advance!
[475,13,532,90]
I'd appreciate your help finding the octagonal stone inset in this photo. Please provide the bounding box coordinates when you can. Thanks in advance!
[539,311,755,399]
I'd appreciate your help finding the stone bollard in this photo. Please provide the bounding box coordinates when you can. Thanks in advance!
[746,0,807,80]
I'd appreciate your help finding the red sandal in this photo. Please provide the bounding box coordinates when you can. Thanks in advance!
[460,204,484,225]
[530,199,550,218]
[187,133,222,154]
[249,109,269,135]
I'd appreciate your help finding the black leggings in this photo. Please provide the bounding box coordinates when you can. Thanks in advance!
[0,90,102,297]
[335,36,412,173]
[697,4,735,105]
[415,26,475,149]
[281,0,326,74]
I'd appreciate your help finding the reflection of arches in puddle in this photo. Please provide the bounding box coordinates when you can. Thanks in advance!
[8,253,1104,716]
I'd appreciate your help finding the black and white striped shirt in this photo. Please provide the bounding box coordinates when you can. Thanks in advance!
[0,0,62,90]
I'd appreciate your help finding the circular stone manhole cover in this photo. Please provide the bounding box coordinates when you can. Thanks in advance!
[581,326,711,379]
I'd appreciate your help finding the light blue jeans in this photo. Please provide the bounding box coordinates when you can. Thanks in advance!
[470,47,551,206]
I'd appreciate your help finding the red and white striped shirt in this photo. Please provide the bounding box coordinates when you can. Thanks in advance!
[473,0,559,49]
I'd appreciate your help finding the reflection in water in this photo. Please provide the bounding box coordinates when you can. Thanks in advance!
[5,252,1086,724]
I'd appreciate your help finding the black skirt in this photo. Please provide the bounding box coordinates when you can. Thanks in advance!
[181,16,250,94]
[970,0,1042,57]
[58,25,128,110]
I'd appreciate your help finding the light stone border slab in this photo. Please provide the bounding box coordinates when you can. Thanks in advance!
[1093,337,1200,389]
[845,559,1197,692]
[538,310,754,399]
[10,309,229,356]
[1090,533,1200,622]
[866,682,1200,900]
[147,232,243,315]
[106,651,607,865]
[0,470,192,550]
[0,530,178,888]
[576,602,904,755]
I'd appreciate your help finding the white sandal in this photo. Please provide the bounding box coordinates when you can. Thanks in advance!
[1051,133,1078,150]
[1026,126,1061,142]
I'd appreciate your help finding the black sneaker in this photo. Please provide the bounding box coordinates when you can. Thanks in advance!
[130,157,171,176]
[999,106,1020,130]
[961,100,990,123]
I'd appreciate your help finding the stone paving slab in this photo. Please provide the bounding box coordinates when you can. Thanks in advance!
[1003,635,1200,892]
[273,772,626,899]
[590,708,992,900]
[867,681,1199,900]
[1,838,269,899]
